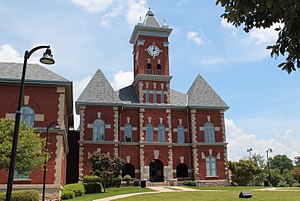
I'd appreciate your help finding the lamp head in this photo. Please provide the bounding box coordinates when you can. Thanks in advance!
[53,122,60,129]
[40,48,55,65]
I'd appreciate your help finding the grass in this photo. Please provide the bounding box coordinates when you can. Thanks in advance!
[67,187,153,201]
[117,187,300,201]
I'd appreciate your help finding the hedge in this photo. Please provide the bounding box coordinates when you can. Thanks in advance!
[83,182,103,194]
[61,189,75,200]
[0,190,39,201]
[83,175,101,183]
[63,183,85,197]
[183,180,196,186]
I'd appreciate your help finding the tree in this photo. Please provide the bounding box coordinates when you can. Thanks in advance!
[216,0,300,74]
[229,159,262,186]
[269,155,293,175]
[0,118,48,174]
[89,152,123,192]
[291,166,300,183]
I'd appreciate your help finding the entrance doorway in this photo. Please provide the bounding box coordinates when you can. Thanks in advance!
[149,159,164,182]
[176,163,188,178]
[122,163,135,178]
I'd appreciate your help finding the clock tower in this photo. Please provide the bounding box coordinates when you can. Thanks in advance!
[130,9,173,104]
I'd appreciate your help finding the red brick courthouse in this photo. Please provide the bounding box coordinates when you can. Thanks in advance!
[76,10,230,185]
[0,63,73,197]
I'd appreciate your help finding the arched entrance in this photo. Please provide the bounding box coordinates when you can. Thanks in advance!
[122,163,135,178]
[149,159,164,182]
[176,163,188,178]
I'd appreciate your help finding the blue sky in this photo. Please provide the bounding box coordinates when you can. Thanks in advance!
[0,0,299,162]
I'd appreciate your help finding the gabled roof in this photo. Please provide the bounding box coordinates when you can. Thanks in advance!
[170,89,187,106]
[187,75,228,109]
[0,62,70,84]
[76,69,121,106]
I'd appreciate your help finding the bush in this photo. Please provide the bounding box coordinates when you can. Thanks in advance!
[0,190,39,201]
[183,180,196,186]
[83,182,103,194]
[133,179,141,187]
[83,175,101,183]
[292,183,300,187]
[113,176,122,187]
[123,175,131,186]
[63,183,85,197]
[277,181,288,187]
[61,189,75,200]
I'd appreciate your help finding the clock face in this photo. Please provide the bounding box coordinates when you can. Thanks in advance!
[147,45,160,58]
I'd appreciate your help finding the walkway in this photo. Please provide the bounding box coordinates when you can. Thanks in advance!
[93,186,199,201]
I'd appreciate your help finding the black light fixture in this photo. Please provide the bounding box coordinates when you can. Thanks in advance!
[40,48,55,65]
[247,148,253,160]
[6,45,55,201]
[42,121,60,201]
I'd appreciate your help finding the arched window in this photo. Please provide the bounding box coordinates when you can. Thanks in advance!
[146,124,153,142]
[158,124,165,142]
[147,64,152,74]
[21,106,34,128]
[177,125,184,143]
[93,119,105,141]
[204,122,215,142]
[124,123,132,142]
[206,157,217,176]
[122,163,135,178]
[157,64,162,75]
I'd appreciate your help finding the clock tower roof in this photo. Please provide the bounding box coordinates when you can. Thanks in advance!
[129,9,172,44]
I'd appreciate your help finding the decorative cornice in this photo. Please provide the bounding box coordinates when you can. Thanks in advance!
[133,74,172,87]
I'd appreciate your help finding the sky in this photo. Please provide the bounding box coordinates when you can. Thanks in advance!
[0,0,299,162]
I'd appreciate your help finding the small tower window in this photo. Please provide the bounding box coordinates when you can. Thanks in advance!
[153,89,157,103]
[147,64,152,74]
[160,90,164,103]
[157,64,162,75]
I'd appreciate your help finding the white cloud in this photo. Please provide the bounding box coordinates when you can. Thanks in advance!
[125,0,148,26]
[225,118,299,161]
[220,18,235,30]
[100,3,123,27]
[248,23,281,45]
[187,31,204,46]
[0,44,22,63]
[70,0,113,13]
[176,0,188,6]
[110,70,133,90]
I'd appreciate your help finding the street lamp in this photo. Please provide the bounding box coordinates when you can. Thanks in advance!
[247,148,253,160]
[6,46,55,201]
[42,121,60,201]
[266,148,273,186]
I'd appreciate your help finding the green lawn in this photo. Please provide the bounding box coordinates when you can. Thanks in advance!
[67,187,153,201]
[117,187,300,201]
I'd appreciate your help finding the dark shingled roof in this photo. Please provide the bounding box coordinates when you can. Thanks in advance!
[76,69,121,104]
[117,85,139,103]
[187,75,228,109]
[0,62,70,83]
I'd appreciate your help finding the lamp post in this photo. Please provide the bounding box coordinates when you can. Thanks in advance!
[42,121,60,201]
[6,46,55,201]
[247,148,253,160]
[266,148,273,186]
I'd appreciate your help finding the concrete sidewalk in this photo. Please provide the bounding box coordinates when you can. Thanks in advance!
[93,186,199,201]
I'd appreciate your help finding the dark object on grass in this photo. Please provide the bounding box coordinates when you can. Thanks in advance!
[239,191,253,198]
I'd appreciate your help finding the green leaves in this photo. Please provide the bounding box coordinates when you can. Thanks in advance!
[0,118,48,174]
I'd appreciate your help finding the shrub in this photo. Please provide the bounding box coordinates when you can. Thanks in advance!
[133,179,141,187]
[0,190,39,201]
[113,176,122,187]
[183,180,196,186]
[83,182,103,194]
[292,183,300,187]
[277,181,288,187]
[61,189,75,200]
[83,175,101,183]
[63,183,85,197]
[123,175,131,186]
